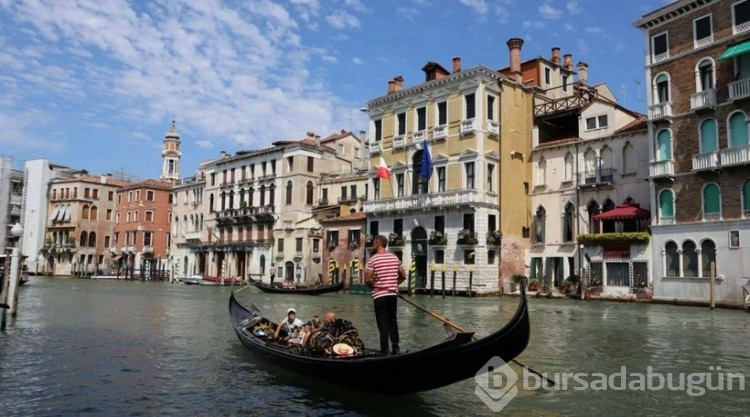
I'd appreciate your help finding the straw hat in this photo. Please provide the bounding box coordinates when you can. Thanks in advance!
[332,343,354,356]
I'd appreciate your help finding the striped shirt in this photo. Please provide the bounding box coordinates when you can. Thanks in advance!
[366,252,402,299]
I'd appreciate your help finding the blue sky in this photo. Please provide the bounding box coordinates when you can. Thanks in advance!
[0,0,670,179]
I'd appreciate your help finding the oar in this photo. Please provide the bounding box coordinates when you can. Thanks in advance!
[234,284,250,293]
[398,294,555,386]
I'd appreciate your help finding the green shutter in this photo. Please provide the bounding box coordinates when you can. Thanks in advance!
[703,184,720,214]
[744,181,750,212]
[659,190,674,217]
[657,130,672,160]
[730,113,748,147]
[700,119,717,152]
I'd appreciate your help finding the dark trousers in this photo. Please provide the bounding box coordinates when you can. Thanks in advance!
[374,295,399,352]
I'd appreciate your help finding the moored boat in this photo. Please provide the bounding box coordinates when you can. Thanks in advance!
[253,280,344,295]
[229,286,530,394]
[201,275,243,286]
[181,274,204,285]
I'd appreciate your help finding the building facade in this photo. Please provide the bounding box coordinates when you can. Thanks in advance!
[635,0,750,306]
[0,156,23,254]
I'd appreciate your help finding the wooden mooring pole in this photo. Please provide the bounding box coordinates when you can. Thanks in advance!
[709,261,716,310]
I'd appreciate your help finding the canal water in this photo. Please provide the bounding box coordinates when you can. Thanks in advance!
[1,278,749,416]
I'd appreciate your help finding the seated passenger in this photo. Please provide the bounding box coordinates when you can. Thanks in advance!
[274,308,304,342]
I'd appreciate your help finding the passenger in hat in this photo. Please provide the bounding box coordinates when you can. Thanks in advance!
[274,307,304,342]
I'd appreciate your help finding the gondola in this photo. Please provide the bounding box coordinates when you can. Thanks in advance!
[252,280,344,295]
[229,286,530,394]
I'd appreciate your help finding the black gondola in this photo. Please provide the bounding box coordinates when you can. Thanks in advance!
[229,287,530,394]
[252,280,344,295]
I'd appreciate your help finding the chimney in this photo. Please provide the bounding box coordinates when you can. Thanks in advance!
[220,150,227,159]
[577,61,589,85]
[393,75,404,92]
[551,47,560,65]
[452,56,461,73]
[388,79,396,94]
[306,131,315,139]
[359,130,366,145]
[564,53,572,70]
[506,38,524,83]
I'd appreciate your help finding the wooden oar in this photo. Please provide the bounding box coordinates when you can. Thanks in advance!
[398,294,555,386]
[234,284,250,293]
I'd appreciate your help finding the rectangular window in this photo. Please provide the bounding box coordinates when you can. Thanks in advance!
[463,213,475,234]
[544,67,551,85]
[488,214,497,233]
[397,173,404,197]
[487,164,495,192]
[374,119,382,142]
[93,189,99,199]
[488,250,496,265]
[435,215,445,233]
[338,144,344,154]
[394,219,403,237]
[437,167,446,192]
[145,211,154,222]
[135,190,141,201]
[296,238,303,252]
[313,239,320,253]
[465,162,475,189]
[464,249,475,265]
[465,93,475,119]
[307,156,314,172]
[598,115,608,128]
[416,107,426,131]
[108,191,114,201]
[327,230,339,248]
[435,249,445,264]
[694,15,712,46]
[340,186,347,200]
[370,220,379,236]
[651,32,668,60]
[210,173,216,186]
[350,185,357,200]
[287,156,293,171]
[147,190,154,201]
[104,236,110,248]
[437,101,447,125]
[144,232,152,246]
[348,229,360,248]
[84,187,90,198]
[586,117,597,130]
[106,209,112,221]
[562,75,569,92]
[373,179,380,199]
[487,95,495,121]
[735,0,750,32]
[397,112,406,135]
[278,238,284,252]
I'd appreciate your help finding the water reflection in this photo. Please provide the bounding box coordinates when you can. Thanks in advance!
[2,278,749,416]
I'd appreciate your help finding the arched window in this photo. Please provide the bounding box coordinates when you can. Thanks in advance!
[703,183,721,221]
[209,193,214,212]
[699,119,718,153]
[239,189,245,206]
[269,184,276,206]
[82,205,90,220]
[228,191,234,210]
[743,179,750,217]
[728,111,749,148]
[88,232,96,248]
[286,180,293,205]
[260,255,266,275]
[622,142,635,174]
[682,240,698,277]
[563,202,575,242]
[90,206,98,220]
[536,158,546,186]
[656,130,672,161]
[701,239,716,278]
[584,148,597,182]
[600,146,613,181]
[659,189,675,224]
[80,231,88,247]
[533,206,546,243]
[220,191,226,211]
[696,59,715,91]
[306,181,314,205]
[665,241,679,277]
[248,188,254,207]
[654,73,670,103]
[587,200,600,234]
[260,185,266,206]
[564,153,574,181]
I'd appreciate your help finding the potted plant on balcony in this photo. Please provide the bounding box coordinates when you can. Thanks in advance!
[486,230,502,246]
[456,229,478,245]
[527,278,539,292]
[365,234,375,248]
[388,232,404,247]
[428,230,448,246]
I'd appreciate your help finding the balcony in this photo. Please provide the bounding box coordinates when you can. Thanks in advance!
[729,78,750,101]
[109,246,118,253]
[432,125,447,141]
[392,136,405,149]
[362,189,497,213]
[579,168,615,189]
[719,144,750,167]
[369,142,381,154]
[650,160,674,178]
[460,119,477,136]
[338,195,358,204]
[659,216,675,225]
[294,251,304,260]
[412,130,425,142]
[690,89,717,110]
[487,120,500,137]
[648,102,672,120]
[185,231,202,240]
[653,51,669,63]
[317,198,330,206]
[692,152,718,171]
[143,245,153,254]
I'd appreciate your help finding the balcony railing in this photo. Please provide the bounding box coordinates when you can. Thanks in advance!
[704,212,721,222]
[719,144,750,166]
[143,245,153,254]
[317,198,329,206]
[580,168,615,186]
[692,152,718,171]
[659,216,675,225]
[362,189,497,213]
[729,78,750,100]
[487,120,500,136]
[392,136,405,149]
[460,119,477,135]
[185,231,202,240]
[653,51,669,63]
[690,89,717,110]
[650,160,674,177]
[648,102,672,120]
[369,143,381,154]
[412,130,425,142]
[432,125,447,141]
[338,196,358,204]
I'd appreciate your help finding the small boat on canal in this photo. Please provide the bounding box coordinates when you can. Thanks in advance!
[252,280,344,295]
[201,275,242,286]
[228,287,530,394]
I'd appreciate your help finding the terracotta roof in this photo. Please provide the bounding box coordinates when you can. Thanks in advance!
[321,129,352,143]
[54,175,132,187]
[535,137,579,148]
[118,178,174,191]
[615,116,648,134]
[320,211,367,223]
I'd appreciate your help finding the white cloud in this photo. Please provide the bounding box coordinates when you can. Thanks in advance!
[585,26,603,33]
[523,20,546,29]
[352,57,363,65]
[195,140,214,149]
[566,1,581,15]
[563,23,573,31]
[326,10,361,29]
[539,2,562,20]
[458,0,489,15]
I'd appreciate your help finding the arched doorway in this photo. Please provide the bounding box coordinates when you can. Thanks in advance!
[410,226,427,288]
[284,261,295,283]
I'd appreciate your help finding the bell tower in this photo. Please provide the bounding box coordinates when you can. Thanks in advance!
[161,120,181,182]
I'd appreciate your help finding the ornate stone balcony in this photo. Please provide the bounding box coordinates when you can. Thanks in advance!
[432,125,447,141]
[690,89,716,110]
[184,231,202,240]
[460,119,477,136]
[649,160,674,178]
[362,189,497,213]
[488,120,500,137]
[729,78,750,101]
[719,144,750,167]
[692,152,718,171]
[648,102,672,120]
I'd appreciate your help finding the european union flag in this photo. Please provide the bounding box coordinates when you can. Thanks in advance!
[420,142,432,181]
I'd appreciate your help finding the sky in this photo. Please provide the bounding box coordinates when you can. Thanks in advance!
[0,0,672,180]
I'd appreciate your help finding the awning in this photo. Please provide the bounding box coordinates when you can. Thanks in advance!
[593,204,650,221]
[719,40,750,60]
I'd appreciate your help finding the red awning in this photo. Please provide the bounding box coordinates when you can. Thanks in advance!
[593,204,650,221]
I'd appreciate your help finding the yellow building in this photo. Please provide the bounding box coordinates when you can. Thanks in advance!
[361,39,535,294]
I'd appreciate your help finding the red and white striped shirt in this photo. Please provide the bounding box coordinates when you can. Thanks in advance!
[366,252,402,299]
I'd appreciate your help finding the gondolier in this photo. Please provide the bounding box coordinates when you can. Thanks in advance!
[365,234,406,355]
